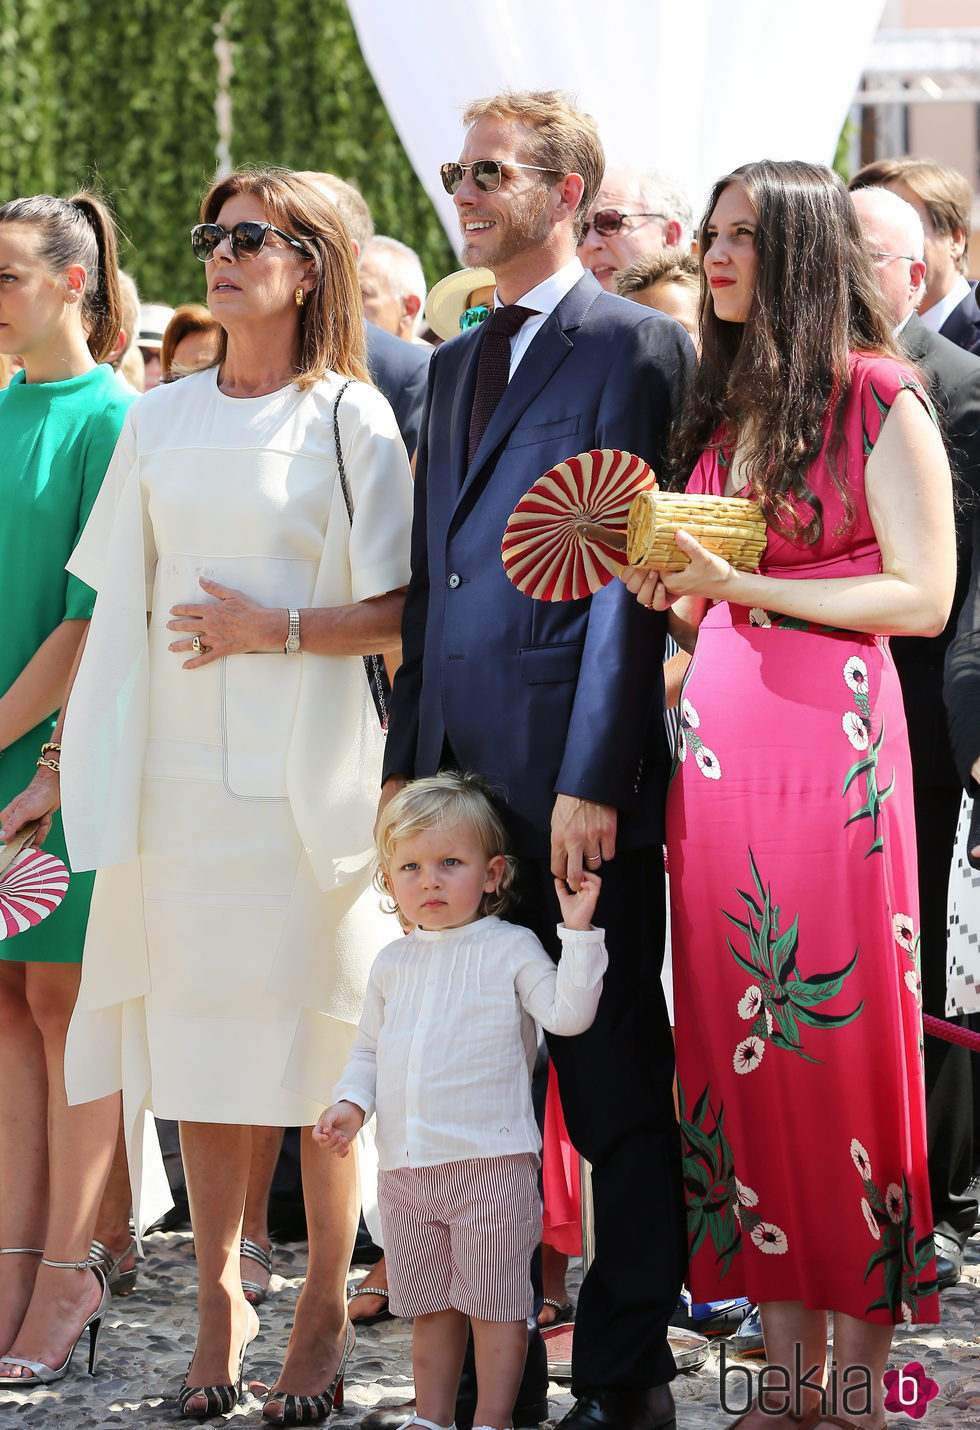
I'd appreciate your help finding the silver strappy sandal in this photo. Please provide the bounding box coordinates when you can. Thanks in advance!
[239,1236,274,1307]
[89,1237,138,1296]
[0,1257,109,1385]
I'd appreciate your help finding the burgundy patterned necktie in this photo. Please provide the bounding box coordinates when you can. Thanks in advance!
[467,304,536,465]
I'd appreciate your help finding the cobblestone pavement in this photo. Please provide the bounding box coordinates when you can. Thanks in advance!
[0,1235,976,1427]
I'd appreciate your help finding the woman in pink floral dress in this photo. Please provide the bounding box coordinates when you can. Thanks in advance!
[622,161,954,1430]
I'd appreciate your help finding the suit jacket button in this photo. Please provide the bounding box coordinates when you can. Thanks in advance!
[447,572,461,589]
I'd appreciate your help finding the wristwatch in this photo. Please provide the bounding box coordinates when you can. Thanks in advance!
[284,608,301,654]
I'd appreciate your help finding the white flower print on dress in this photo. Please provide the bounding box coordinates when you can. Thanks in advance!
[885,1183,904,1223]
[904,968,920,998]
[734,1036,765,1074]
[676,700,721,781]
[892,914,916,953]
[734,1177,758,1208]
[861,1197,881,1240]
[850,1138,873,1180]
[738,987,763,1020]
[750,1221,788,1255]
[844,656,869,696]
[696,745,722,780]
[749,608,772,628]
[842,711,870,750]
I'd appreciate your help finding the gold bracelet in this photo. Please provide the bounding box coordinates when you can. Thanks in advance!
[36,757,61,774]
[40,741,62,755]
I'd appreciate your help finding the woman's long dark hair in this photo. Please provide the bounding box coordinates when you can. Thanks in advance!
[671,160,900,543]
[0,192,122,364]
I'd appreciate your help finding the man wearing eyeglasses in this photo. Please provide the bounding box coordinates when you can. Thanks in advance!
[381,89,694,1430]
[849,182,980,1295]
[851,157,980,355]
[578,165,692,293]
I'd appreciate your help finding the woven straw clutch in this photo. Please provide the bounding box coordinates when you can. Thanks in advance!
[626,491,767,573]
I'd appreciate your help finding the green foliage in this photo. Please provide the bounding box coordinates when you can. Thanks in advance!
[0,0,453,307]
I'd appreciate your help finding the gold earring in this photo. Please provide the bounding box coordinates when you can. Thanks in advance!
[295,286,305,308]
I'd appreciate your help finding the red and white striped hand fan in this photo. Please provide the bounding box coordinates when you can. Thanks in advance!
[0,846,70,940]
[502,449,656,601]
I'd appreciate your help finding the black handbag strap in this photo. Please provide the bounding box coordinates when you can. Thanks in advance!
[332,379,389,726]
[332,379,357,523]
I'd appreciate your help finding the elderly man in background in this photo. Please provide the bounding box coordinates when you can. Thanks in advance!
[296,170,430,456]
[577,164,691,292]
[359,235,431,345]
[851,181,980,1290]
[851,156,980,354]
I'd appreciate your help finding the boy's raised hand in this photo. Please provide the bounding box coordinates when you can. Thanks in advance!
[554,870,601,930]
[313,1100,365,1156]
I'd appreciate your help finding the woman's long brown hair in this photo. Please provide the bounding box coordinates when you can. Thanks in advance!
[671,159,901,543]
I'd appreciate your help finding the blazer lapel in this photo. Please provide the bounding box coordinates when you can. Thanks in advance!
[454,273,603,513]
[447,329,484,494]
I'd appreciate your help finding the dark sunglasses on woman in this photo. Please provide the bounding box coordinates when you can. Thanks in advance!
[190,221,311,262]
[439,159,561,195]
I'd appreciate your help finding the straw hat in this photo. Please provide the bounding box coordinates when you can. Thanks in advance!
[424,267,495,342]
[138,303,176,351]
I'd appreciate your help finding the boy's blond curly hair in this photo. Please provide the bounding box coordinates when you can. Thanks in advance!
[374,771,517,931]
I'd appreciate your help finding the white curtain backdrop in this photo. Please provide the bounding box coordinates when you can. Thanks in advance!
[346,0,885,252]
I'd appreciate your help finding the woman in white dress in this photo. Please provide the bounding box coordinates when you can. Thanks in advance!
[0,169,414,1422]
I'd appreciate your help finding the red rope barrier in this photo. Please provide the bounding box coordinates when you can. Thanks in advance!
[923,1013,980,1053]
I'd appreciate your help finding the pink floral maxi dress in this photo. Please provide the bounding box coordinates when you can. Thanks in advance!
[668,353,939,1325]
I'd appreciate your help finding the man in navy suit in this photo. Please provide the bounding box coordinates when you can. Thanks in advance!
[382,90,694,1430]
[851,157,980,355]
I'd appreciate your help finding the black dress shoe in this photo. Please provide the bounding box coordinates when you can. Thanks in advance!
[729,1303,765,1357]
[934,1231,963,1290]
[557,1385,676,1430]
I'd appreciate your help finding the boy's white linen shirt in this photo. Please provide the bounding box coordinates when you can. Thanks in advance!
[332,914,607,1169]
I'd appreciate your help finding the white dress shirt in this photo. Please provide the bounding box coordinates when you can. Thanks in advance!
[496,257,585,378]
[332,914,607,1169]
[919,274,971,334]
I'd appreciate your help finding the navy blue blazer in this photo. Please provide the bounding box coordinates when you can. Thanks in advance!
[384,272,695,857]
[365,320,430,455]
[939,279,980,356]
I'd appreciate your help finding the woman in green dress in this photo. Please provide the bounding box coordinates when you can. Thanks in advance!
[0,193,132,1384]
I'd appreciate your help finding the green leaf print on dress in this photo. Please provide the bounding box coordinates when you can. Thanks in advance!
[680,1083,788,1278]
[850,1138,937,1322]
[679,1083,741,1276]
[724,849,864,1070]
[841,656,895,857]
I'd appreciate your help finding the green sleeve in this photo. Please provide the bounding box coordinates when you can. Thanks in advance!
[63,395,134,621]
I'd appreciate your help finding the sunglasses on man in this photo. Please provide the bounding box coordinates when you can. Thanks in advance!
[439,159,561,195]
[190,221,312,262]
[578,209,668,241]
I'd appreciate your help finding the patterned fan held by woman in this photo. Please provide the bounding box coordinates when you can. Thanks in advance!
[502,449,767,601]
[501,448,655,601]
[0,826,70,940]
